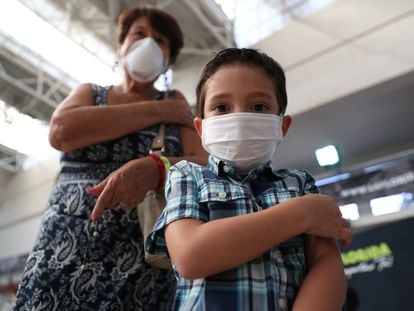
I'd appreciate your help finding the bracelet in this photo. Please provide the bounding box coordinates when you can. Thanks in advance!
[159,155,171,173]
[149,153,166,192]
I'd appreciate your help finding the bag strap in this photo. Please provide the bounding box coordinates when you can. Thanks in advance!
[150,90,175,155]
[151,124,165,156]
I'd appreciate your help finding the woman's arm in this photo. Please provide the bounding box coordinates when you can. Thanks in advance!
[49,84,194,152]
[163,90,208,166]
[292,236,347,311]
[87,88,207,221]
[165,194,351,280]
[169,125,208,166]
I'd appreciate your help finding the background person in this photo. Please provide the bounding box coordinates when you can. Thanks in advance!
[13,5,207,310]
[146,48,351,310]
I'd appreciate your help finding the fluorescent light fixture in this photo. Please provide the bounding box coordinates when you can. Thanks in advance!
[214,0,336,47]
[370,193,412,216]
[339,203,359,221]
[315,145,340,167]
[362,163,386,174]
[316,172,351,187]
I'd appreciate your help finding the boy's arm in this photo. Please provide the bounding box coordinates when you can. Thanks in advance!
[164,193,349,280]
[292,236,347,311]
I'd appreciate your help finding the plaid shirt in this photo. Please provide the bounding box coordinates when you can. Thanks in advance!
[146,156,320,311]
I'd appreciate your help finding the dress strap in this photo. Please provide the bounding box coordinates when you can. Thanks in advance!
[91,84,111,106]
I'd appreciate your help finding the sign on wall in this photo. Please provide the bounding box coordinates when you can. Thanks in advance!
[341,217,414,311]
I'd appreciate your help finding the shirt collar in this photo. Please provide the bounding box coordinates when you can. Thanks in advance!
[207,155,281,182]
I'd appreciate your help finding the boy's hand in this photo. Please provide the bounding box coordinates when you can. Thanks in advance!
[300,194,352,247]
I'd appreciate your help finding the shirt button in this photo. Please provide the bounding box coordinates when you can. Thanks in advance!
[80,264,86,271]
[93,230,100,238]
[278,298,286,309]
[218,191,227,199]
[223,165,230,173]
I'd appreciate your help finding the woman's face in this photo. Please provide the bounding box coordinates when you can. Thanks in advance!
[118,17,171,63]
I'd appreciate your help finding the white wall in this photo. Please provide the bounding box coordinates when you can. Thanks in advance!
[173,54,210,106]
[0,154,59,260]
[0,173,7,201]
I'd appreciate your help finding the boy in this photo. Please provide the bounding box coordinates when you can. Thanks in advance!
[146,48,351,310]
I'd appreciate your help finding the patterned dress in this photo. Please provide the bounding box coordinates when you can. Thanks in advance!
[13,85,180,311]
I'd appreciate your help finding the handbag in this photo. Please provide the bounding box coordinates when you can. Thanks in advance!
[137,92,173,270]
[137,186,171,270]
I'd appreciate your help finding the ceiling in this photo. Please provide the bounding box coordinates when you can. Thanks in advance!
[251,0,414,176]
[0,0,413,177]
[253,0,414,116]
[0,0,233,123]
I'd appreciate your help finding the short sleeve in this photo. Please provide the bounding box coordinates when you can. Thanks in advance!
[145,161,209,256]
[302,169,321,195]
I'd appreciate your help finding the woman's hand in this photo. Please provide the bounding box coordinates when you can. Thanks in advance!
[87,157,159,221]
[299,194,352,247]
[157,98,194,128]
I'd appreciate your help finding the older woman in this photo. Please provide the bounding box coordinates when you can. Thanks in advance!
[13,5,207,310]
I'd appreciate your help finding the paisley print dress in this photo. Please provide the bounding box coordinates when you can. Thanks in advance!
[13,85,179,311]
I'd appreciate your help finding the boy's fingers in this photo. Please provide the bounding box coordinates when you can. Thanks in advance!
[340,229,353,248]
[339,218,352,248]
[341,218,351,228]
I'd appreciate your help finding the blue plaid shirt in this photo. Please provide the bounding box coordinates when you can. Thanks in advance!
[146,156,320,310]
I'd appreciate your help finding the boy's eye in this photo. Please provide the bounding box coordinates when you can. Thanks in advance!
[213,104,229,113]
[250,103,268,112]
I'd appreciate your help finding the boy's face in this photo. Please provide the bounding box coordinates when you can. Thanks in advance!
[194,64,292,137]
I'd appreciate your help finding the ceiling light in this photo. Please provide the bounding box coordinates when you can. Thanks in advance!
[315,145,340,167]
[339,203,360,221]
[370,193,412,216]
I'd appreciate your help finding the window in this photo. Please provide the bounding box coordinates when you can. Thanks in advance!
[215,0,336,47]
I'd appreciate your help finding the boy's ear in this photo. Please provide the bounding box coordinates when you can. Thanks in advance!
[282,115,292,137]
[194,117,203,137]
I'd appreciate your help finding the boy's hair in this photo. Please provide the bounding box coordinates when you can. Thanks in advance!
[195,48,287,118]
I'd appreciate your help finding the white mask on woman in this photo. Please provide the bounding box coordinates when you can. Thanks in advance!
[124,37,166,83]
[202,112,284,174]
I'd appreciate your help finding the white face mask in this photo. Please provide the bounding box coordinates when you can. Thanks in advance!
[202,112,284,174]
[124,37,166,83]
